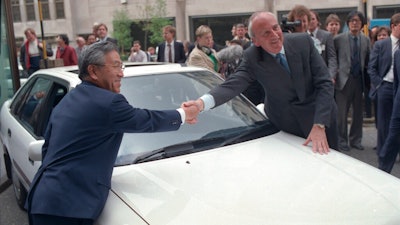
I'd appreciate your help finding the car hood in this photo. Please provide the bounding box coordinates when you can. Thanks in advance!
[110,132,400,225]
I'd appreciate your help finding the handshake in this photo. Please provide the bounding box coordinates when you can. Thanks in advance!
[181,99,204,124]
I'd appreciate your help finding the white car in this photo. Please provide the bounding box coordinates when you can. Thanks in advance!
[1,64,400,225]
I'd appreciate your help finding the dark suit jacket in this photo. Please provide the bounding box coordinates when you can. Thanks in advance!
[209,33,336,139]
[378,49,400,170]
[395,49,400,96]
[315,28,337,79]
[98,37,118,46]
[26,81,182,219]
[157,41,186,63]
[368,38,393,89]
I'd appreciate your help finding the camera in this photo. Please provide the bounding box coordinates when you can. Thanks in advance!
[280,15,302,33]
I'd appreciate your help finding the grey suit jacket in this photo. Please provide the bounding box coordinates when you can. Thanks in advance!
[334,32,370,91]
[316,28,337,79]
[209,33,335,138]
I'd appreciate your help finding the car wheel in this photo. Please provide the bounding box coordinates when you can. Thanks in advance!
[11,164,27,210]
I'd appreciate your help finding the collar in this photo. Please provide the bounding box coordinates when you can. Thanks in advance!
[348,31,360,38]
[390,34,399,46]
[308,28,318,37]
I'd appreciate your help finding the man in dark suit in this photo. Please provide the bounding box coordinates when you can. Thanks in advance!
[379,48,400,173]
[186,11,338,154]
[368,13,400,158]
[25,42,198,225]
[96,23,118,46]
[157,25,186,63]
[334,11,370,151]
[309,10,337,80]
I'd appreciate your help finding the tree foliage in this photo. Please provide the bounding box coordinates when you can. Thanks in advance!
[137,0,172,47]
[112,9,133,56]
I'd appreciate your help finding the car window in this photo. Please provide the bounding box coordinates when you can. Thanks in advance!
[39,84,68,136]
[18,78,52,133]
[11,76,68,138]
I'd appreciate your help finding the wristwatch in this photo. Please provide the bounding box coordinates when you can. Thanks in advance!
[315,123,325,129]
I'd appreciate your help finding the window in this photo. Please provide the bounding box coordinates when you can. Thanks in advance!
[12,76,68,137]
[373,4,400,18]
[11,0,21,22]
[190,14,251,47]
[1,0,19,103]
[55,0,65,19]
[19,77,52,133]
[40,0,50,20]
[25,0,35,21]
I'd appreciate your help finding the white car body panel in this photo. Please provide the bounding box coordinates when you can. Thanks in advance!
[2,64,400,224]
[0,100,41,187]
[103,132,400,225]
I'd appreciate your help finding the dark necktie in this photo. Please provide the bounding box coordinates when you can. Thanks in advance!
[276,53,290,73]
[167,43,172,63]
[351,36,361,77]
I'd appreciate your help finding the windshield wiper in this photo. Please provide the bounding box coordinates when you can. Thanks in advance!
[132,137,225,164]
[132,122,278,164]
[215,122,278,147]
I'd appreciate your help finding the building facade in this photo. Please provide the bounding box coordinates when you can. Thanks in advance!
[11,0,400,50]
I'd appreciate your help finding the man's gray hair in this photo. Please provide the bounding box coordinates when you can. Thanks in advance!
[248,11,276,38]
[78,41,118,80]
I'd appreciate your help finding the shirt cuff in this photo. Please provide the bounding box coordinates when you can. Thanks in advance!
[200,94,215,111]
[176,108,185,124]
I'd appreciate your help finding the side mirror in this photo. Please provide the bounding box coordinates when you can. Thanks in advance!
[256,103,266,117]
[28,140,44,161]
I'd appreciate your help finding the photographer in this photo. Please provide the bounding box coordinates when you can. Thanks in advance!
[287,5,310,33]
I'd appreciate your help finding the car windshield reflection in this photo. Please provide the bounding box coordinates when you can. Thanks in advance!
[115,71,276,166]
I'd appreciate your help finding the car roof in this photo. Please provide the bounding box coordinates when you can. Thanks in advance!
[29,63,210,89]
[35,63,208,78]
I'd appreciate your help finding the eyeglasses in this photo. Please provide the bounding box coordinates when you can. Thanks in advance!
[350,19,361,23]
[95,63,125,71]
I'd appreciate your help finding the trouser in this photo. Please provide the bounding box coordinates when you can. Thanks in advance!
[376,81,394,153]
[335,76,363,147]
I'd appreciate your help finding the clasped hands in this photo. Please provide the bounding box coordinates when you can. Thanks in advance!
[181,99,204,124]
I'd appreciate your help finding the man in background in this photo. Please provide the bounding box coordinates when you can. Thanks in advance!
[157,25,186,63]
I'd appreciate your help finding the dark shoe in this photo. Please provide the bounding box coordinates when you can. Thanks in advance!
[339,145,350,152]
[351,144,364,150]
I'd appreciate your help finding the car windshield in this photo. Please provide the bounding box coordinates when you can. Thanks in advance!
[116,70,278,166]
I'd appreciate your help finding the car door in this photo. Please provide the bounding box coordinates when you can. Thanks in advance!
[6,75,68,189]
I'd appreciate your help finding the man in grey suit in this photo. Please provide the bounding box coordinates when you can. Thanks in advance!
[334,11,370,151]
[185,11,338,154]
[309,10,337,80]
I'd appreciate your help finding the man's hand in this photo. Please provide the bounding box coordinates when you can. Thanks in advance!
[181,101,200,124]
[303,125,330,154]
[183,99,204,112]
[181,99,205,124]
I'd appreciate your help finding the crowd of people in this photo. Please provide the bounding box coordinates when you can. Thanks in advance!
[19,6,400,175]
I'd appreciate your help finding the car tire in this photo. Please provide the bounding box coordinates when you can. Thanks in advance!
[11,164,27,210]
